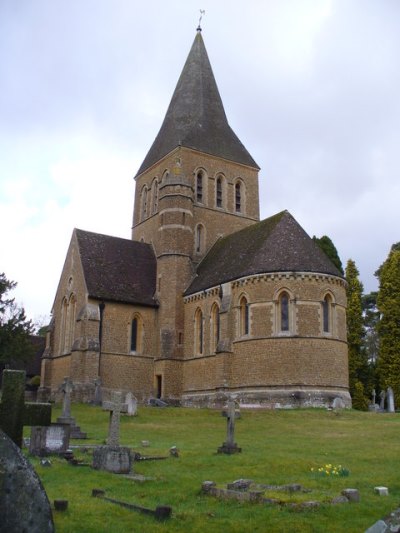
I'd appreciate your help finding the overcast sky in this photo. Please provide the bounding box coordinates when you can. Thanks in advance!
[1,0,399,323]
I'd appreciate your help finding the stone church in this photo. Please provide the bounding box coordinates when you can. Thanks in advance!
[40,30,351,408]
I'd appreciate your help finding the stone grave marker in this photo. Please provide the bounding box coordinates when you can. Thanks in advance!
[93,377,102,405]
[217,399,241,454]
[56,377,87,438]
[92,391,131,473]
[332,397,346,410]
[387,387,395,413]
[103,391,128,447]
[0,369,51,447]
[0,428,55,532]
[30,423,71,456]
[379,390,386,411]
[125,392,138,416]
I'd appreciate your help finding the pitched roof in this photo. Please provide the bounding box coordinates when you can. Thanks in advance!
[136,31,258,176]
[185,211,343,295]
[75,229,158,307]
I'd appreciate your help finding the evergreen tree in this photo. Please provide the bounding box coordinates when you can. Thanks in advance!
[377,245,400,401]
[345,259,370,405]
[313,235,344,274]
[0,272,34,364]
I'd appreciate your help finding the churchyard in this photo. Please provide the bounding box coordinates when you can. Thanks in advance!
[18,402,400,532]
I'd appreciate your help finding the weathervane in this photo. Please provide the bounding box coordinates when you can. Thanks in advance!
[197,9,205,31]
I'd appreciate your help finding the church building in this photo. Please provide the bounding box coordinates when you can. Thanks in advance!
[40,29,351,408]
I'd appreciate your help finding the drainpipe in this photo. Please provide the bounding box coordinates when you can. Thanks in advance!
[98,302,105,376]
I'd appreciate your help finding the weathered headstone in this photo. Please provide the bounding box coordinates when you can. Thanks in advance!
[92,391,130,473]
[387,387,395,413]
[29,423,71,456]
[56,377,87,438]
[0,369,51,447]
[125,392,138,416]
[379,390,386,411]
[93,377,102,406]
[102,391,127,447]
[0,428,55,532]
[217,399,241,454]
[332,397,346,410]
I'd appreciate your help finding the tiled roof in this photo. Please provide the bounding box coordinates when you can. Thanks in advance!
[75,229,158,307]
[185,210,343,295]
[136,31,258,176]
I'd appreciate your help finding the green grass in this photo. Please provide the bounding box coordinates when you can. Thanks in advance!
[28,405,400,532]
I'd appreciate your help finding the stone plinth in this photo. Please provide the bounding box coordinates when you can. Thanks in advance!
[92,446,132,474]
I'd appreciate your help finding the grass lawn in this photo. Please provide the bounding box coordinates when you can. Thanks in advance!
[28,404,400,533]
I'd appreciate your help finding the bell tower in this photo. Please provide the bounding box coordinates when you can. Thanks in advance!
[131,29,260,382]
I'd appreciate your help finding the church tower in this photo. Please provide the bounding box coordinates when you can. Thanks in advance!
[132,29,260,384]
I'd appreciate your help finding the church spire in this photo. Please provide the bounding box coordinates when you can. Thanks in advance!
[136,31,258,176]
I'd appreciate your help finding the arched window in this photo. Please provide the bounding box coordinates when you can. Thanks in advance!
[131,318,138,351]
[130,315,143,353]
[195,224,204,254]
[60,294,76,354]
[239,296,249,336]
[195,308,203,355]
[196,170,204,203]
[216,176,223,208]
[322,294,333,333]
[140,186,148,221]
[151,179,158,214]
[67,294,76,351]
[235,181,242,213]
[279,291,290,332]
[211,303,220,353]
[60,298,68,354]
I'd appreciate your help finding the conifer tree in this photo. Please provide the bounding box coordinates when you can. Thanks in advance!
[345,259,369,404]
[377,245,400,401]
[0,272,35,364]
[313,235,344,274]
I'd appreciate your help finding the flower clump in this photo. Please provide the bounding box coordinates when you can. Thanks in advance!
[310,464,349,477]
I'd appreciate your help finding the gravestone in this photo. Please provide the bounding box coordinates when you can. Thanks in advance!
[92,391,131,473]
[387,387,395,413]
[217,399,241,454]
[0,369,51,447]
[379,390,386,411]
[125,392,138,416]
[103,391,128,447]
[0,428,55,532]
[30,423,71,456]
[56,377,87,438]
[93,378,102,406]
[332,397,346,410]
[369,389,380,412]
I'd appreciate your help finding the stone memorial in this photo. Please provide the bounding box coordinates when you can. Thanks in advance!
[379,390,386,411]
[93,377,103,406]
[0,369,51,447]
[217,399,241,454]
[0,428,55,532]
[92,391,131,473]
[332,397,346,410]
[387,387,395,413]
[125,392,138,416]
[56,377,87,438]
[30,423,71,456]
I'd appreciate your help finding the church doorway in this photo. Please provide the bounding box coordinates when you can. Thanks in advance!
[156,375,162,399]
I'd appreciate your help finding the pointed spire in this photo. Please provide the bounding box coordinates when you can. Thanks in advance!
[136,32,258,176]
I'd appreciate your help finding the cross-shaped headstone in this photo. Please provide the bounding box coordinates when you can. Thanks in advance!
[102,391,127,447]
[59,377,74,419]
[0,369,51,447]
[217,399,241,454]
